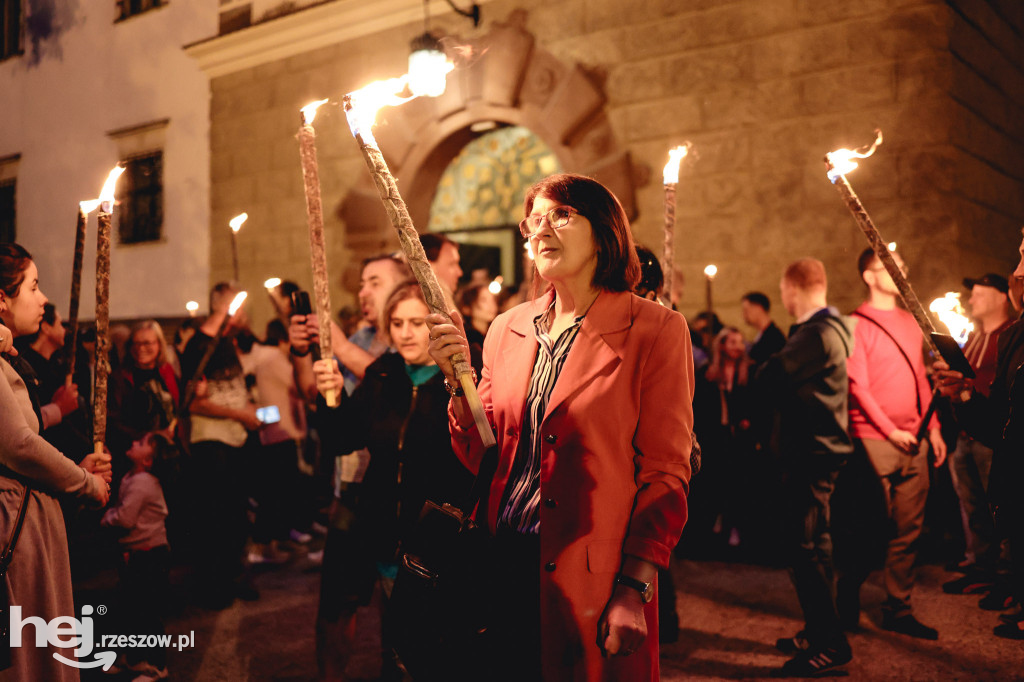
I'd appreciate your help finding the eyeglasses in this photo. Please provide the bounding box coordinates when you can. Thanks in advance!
[518,205,579,238]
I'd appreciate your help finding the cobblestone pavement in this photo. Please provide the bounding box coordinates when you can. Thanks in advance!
[78,550,1024,681]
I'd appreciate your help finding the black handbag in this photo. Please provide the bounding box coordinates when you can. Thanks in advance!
[0,484,32,671]
[386,446,498,681]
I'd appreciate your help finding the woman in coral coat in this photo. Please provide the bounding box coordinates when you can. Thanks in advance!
[427,174,694,681]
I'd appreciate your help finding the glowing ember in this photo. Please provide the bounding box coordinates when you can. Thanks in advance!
[826,130,883,183]
[662,145,690,185]
[97,166,126,213]
[930,292,973,347]
[301,99,329,125]
[704,264,718,279]
[228,291,248,316]
[229,213,248,233]
[264,277,282,290]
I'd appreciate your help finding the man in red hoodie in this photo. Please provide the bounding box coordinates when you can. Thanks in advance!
[837,247,947,640]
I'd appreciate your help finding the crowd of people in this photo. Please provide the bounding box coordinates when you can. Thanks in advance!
[0,173,1022,681]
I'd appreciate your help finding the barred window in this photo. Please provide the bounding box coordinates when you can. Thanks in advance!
[117,151,163,244]
[116,0,163,21]
[1,0,22,60]
[0,179,14,242]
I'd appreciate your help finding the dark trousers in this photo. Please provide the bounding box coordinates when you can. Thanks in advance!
[485,530,541,681]
[783,466,847,648]
[119,545,170,668]
[252,439,302,544]
[188,441,248,594]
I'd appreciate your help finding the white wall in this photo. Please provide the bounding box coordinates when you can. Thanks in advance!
[0,1,218,321]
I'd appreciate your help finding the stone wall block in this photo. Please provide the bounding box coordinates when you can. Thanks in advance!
[896,52,954,102]
[954,0,1024,68]
[665,43,754,96]
[950,16,1024,103]
[478,21,535,107]
[519,48,566,109]
[542,66,606,144]
[623,97,702,142]
[605,59,666,105]
[699,88,757,129]
[561,28,627,68]
[621,17,700,61]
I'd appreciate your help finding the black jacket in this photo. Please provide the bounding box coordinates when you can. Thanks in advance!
[755,307,856,469]
[956,315,1024,506]
[316,352,475,563]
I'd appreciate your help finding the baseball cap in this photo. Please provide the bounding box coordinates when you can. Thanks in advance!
[962,273,1009,294]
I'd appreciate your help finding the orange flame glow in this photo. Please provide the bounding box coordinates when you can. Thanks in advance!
[97,166,126,213]
[301,99,329,126]
[826,130,883,182]
[930,292,973,346]
[663,145,690,185]
[228,291,248,316]
[344,59,454,143]
[229,213,248,233]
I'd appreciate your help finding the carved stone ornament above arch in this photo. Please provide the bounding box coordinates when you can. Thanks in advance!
[339,9,638,256]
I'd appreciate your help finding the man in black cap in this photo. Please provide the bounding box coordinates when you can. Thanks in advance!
[935,231,1024,639]
[943,273,1013,600]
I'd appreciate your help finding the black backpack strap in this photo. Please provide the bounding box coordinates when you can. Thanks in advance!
[0,485,31,575]
[851,311,922,415]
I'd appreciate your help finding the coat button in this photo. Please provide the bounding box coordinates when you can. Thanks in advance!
[544,562,556,572]
[544,498,557,508]
[545,434,557,444]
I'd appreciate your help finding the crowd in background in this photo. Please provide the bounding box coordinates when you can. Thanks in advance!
[1,211,1023,680]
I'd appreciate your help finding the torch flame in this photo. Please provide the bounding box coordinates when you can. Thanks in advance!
[344,60,454,142]
[930,292,974,347]
[80,200,101,214]
[301,99,329,126]
[704,264,718,279]
[826,129,883,183]
[264,277,282,290]
[97,166,126,213]
[662,144,690,185]
[228,291,248,316]
[229,213,248,233]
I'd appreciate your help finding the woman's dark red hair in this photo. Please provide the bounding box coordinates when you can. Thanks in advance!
[523,174,640,293]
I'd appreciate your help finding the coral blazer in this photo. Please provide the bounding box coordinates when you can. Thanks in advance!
[450,289,694,681]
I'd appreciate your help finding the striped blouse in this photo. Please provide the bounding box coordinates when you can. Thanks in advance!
[497,302,585,534]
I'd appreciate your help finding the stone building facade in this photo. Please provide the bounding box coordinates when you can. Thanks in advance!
[188,0,1024,330]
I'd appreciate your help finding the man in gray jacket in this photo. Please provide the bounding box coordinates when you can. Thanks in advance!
[756,258,856,676]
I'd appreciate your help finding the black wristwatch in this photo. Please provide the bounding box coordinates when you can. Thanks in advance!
[614,574,653,603]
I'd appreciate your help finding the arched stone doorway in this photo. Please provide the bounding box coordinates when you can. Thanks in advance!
[338,10,637,284]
